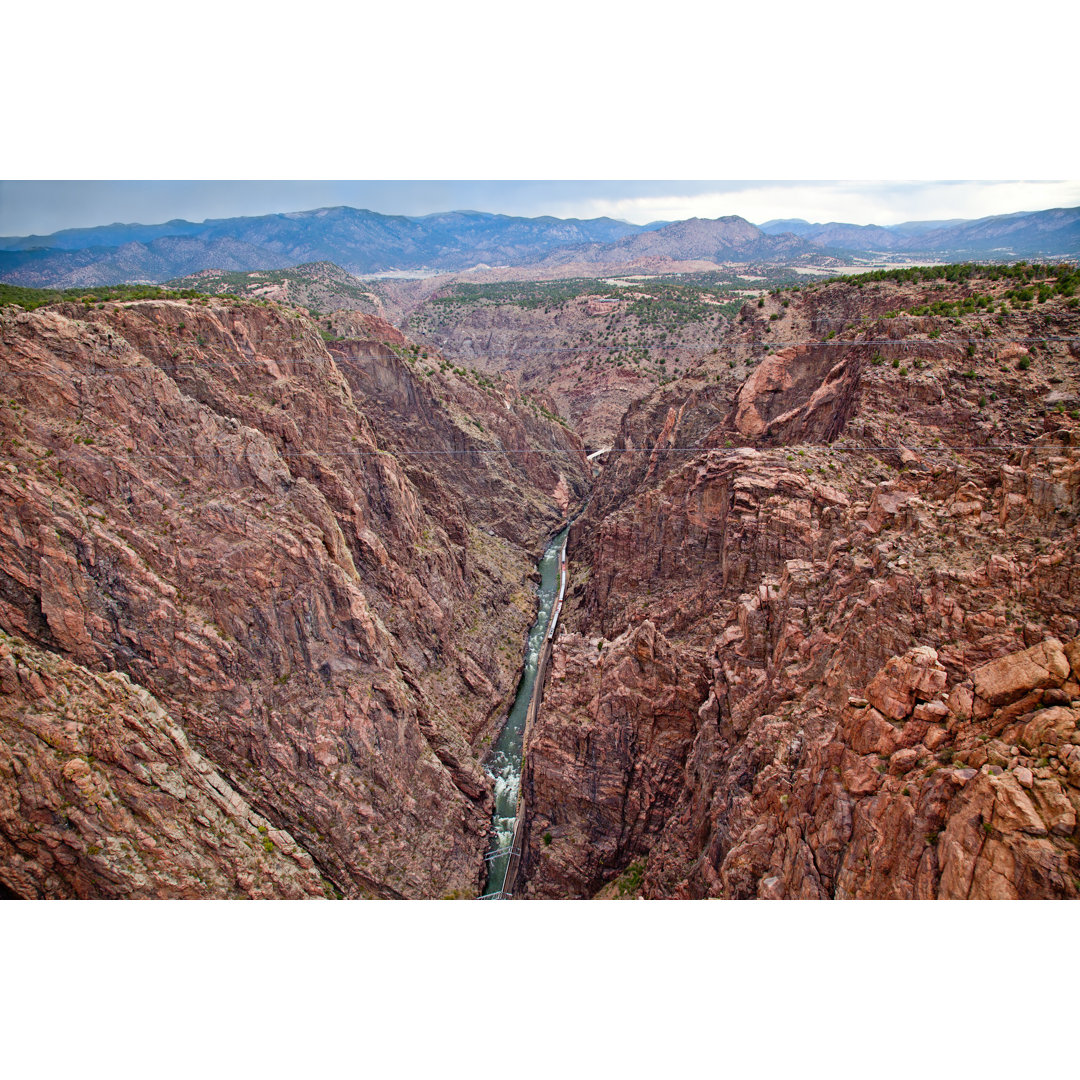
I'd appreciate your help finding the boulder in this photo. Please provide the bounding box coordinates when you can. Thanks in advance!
[841,750,882,795]
[1030,779,1076,836]
[988,772,1048,837]
[971,639,1071,708]
[1064,636,1080,682]
[1018,707,1077,751]
[865,647,948,720]
[888,747,919,776]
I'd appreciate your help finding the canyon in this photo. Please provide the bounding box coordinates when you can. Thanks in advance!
[1,260,1078,899]
[515,267,1080,898]
[0,296,588,897]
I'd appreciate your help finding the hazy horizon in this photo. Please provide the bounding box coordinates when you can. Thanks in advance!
[3,180,1079,239]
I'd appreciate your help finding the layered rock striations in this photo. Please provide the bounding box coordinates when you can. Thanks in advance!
[0,630,327,899]
[517,274,1080,898]
[5,265,1076,901]
[0,296,588,898]
[404,282,751,448]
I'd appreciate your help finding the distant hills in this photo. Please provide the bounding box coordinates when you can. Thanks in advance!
[1,204,1077,289]
[758,206,1080,258]
[538,215,812,269]
[0,207,646,288]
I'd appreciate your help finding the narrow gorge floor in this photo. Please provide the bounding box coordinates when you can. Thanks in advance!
[481,527,568,897]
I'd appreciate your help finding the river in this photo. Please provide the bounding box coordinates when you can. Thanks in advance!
[481,526,568,897]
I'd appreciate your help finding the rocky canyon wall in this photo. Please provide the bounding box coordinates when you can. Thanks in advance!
[0,296,588,897]
[518,275,1080,899]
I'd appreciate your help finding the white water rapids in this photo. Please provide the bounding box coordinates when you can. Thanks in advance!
[481,527,568,896]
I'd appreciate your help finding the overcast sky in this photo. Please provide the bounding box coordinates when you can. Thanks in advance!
[3,180,1079,238]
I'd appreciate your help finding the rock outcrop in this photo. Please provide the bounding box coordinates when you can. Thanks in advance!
[405,288,740,447]
[0,296,589,898]
[0,631,327,898]
[517,273,1080,899]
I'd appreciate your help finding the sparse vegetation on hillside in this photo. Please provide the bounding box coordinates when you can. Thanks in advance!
[407,268,819,379]
[614,859,646,896]
[426,277,607,311]
[164,262,386,317]
[755,262,1080,343]
[0,283,211,310]
[418,267,816,325]
[826,261,1078,295]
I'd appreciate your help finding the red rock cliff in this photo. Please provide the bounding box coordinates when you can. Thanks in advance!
[0,297,588,898]
[518,275,1080,899]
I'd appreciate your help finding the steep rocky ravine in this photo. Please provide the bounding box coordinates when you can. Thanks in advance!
[517,273,1080,899]
[4,267,1078,901]
[0,296,588,898]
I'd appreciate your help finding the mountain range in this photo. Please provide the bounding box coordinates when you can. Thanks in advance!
[1,204,1077,288]
[758,205,1080,257]
[537,215,812,268]
[0,208,649,287]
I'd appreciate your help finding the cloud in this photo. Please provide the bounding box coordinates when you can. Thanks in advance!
[572,181,1080,227]
[3,180,1079,238]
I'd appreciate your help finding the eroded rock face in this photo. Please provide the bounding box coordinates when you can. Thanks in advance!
[970,639,1071,707]
[403,289,744,448]
[690,639,1080,901]
[730,346,861,443]
[0,631,327,899]
[517,620,708,898]
[0,298,589,898]
[518,277,1080,899]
